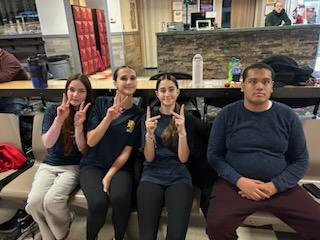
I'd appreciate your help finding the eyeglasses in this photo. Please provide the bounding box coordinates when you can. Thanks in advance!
[245,79,273,86]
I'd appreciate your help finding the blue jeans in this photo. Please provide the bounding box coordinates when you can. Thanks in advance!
[0,97,28,115]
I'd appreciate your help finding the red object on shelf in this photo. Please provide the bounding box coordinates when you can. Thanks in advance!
[72,5,100,75]
[92,9,111,69]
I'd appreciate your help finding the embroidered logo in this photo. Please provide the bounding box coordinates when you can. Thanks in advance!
[126,120,135,133]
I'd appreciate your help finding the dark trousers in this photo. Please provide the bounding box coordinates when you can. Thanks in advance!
[199,185,213,219]
[137,182,193,240]
[207,178,320,240]
[80,166,133,240]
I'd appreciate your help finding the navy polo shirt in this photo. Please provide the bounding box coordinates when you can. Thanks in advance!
[80,96,144,170]
[42,104,82,166]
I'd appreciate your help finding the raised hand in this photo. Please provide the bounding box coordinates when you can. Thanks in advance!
[106,91,128,121]
[74,101,91,127]
[56,93,71,124]
[170,104,186,137]
[145,106,161,136]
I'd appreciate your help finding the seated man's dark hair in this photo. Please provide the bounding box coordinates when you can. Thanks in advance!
[242,62,275,81]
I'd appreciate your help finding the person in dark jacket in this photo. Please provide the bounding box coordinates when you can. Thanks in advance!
[265,1,291,26]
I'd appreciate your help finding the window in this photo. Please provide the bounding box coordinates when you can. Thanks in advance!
[221,0,232,28]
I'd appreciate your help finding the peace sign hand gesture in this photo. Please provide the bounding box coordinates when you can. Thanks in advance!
[170,104,187,137]
[145,106,161,136]
[74,101,91,127]
[56,93,71,124]
[106,91,128,121]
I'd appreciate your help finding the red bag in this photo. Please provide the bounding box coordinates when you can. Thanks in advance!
[0,144,27,172]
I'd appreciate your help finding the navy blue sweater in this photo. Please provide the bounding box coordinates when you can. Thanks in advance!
[207,100,308,192]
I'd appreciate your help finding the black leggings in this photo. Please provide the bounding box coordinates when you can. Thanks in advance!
[137,182,193,240]
[80,166,133,240]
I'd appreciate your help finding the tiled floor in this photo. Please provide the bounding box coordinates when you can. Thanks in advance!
[65,210,302,240]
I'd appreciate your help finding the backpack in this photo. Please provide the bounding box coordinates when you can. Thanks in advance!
[261,55,313,87]
[0,144,27,172]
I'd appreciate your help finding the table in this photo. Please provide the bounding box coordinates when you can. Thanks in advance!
[0,79,319,115]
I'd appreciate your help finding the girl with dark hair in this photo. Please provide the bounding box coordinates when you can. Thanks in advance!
[80,66,144,240]
[26,74,92,240]
[137,74,196,240]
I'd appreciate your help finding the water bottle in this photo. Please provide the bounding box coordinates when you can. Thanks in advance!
[232,58,241,82]
[192,54,203,87]
[27,54,48,89]
[227,56,237,83]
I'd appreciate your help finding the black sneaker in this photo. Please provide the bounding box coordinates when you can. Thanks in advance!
[0,209,38,240]
[0,209,29,233]
[16,209,30,223]
[0,219,38,240]
[20,214,36,233]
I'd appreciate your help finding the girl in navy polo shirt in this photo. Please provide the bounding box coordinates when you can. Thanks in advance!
[137,74,198,240]
[26,74,92,240]
[80,66,144,240]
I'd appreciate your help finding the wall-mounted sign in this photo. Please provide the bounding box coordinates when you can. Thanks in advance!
[200,0,214,12]
[266,0,276,4]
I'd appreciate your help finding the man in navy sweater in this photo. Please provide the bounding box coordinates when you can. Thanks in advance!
[206,63,320,239]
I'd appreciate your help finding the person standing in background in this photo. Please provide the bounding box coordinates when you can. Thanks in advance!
[265,1,292,26]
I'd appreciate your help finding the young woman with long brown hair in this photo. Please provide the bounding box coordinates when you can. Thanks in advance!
[137,74,198,240]
[26,74,92,240]
[80,66,144,240]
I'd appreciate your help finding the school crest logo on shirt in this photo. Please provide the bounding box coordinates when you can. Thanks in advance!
[126,120,135,133]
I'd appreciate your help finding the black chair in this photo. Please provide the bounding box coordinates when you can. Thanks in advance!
[149,72,201,119]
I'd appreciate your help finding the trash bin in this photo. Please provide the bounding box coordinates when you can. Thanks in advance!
[27,54,48,89]
[47,55,71,80]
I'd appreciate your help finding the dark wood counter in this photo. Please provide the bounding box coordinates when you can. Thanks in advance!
[0,79,319,115]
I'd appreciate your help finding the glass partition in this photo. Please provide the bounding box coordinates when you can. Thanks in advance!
[0,0,41,35]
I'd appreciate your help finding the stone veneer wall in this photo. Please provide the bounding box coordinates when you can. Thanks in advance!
[157,25,320,79]
[123,31,143,74]
[42,35,75,74]
[110,33,126,68]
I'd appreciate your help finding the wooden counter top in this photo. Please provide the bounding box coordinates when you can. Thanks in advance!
[0,79,319,115]
[0,79,319,98]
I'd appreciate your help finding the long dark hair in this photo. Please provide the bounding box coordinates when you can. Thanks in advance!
[156,74,180,146]
[113,65,136,81]
[62,74,92,155]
